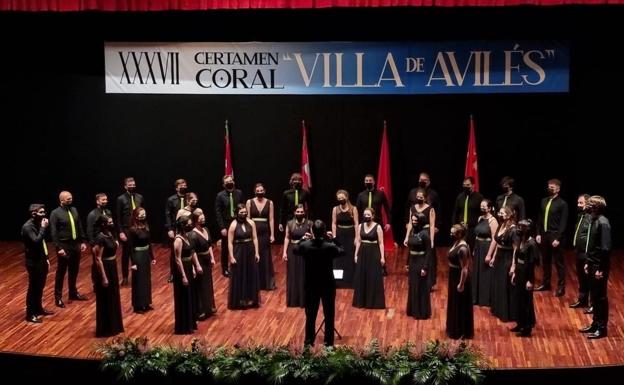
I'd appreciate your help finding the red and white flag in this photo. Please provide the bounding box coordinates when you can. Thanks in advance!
[224,119,234,177]
[301,120,312,190]
[377,120,395,252]
[464,115,479,192]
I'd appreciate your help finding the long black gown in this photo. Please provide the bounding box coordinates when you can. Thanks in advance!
[406,227,432,319]
[93,233,124,337]
[228,220,260,309]
[286,219,311,307]
[472,217,495,306]
[173,235,197,334]
[446,243,474,339]
[514,238,538,332]
[129,227,153,312]
[188,228,216,317]
[410,204,437,288]
[352,223,386,309]
[250,200,276,290]
[334,207,356,288]
[491,225,518,322]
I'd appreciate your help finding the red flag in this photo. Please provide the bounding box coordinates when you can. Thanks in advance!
[377,121,395,252]
[301,120,312,190]
[224,120,234,177]
[464,115,479,192]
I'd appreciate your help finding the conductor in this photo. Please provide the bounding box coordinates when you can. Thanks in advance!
[294,220,344,347]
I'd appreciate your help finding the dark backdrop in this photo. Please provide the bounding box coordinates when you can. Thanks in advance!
[0,6,621,246]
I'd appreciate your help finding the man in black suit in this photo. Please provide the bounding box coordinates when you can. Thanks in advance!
[215,174,244,277]
[294,220,344,347]
[116,176,144,285]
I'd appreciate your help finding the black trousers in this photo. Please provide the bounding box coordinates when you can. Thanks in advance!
[576,252,590,303]
[121,238,131,279]
[54,242,81,299]
[26,261,48,317]
[589,265,609,330]
[304,287,336,346]
[220,234,229,275]
[540,232,566,289]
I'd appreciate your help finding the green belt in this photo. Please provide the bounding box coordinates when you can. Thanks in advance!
[361,240,378,244]
[291,239,301,244]
[103,256,116,261]
[497,245,513,250]
[235,238,252,243]
[409,250,426,255]
[337,224,354,229]
[423,224,430,229]
[134,245,149,251]
[449,263,461,269]
[181,256,192,262]
[516,259,526,265]
[476,237,491,242]
[252,218,268,222]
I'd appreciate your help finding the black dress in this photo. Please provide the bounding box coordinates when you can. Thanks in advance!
[188,228,216,317]
[228,220,260,309]
[410,205,437,288]
[129,227,153,312]
[352,223,386,309]
[173,235,197,334]
[334,207,356,288]
[490,225,518,322]
[446,243,474,339]
[286,219,311,307]
[472,217,495,306]
[250,200,276,290]
[406,228,432,319]
[514,238,538,331]
[92,233,124,337]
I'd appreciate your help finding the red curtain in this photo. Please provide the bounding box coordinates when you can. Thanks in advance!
[1,0,623,12]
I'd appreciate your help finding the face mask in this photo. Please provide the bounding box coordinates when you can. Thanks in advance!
[337,199,346,205]
[225,182,235,190]
[34,213,46,221]
[295,214,305,221]
[365,183,374,190]
[126,187,136,193]
[293,182,302,189]
[547,188,556,196]
[577,205,585,212]
[363,217,372,222]
[463,187,471,194]
[255,192,265,199]
[418,181,427,188]
[411,221,419,228]
[480,207,488,213]
[184,224,194,231]
[138,215,146,221]
[502,186,510,193]
[237,214,247,222]
[107,223,115,230]
[179,188,187,195]
[416,198,424,204]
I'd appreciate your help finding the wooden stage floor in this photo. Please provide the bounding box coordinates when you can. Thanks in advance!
[0,241,622,369]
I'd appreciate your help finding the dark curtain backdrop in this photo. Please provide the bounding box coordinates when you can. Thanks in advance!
[0,6,621,246]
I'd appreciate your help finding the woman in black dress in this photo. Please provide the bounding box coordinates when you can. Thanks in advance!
[188,210,216,320]
[446,223,474,339]
[228,204,260,309]
[128,207,155,314]
[283,204,312,307]
[472,199,497,306]
[405,188,437,288]
[331,190,358,288]
[488,206,518,322]
[92,215,124,337]
[510,219,538,336]
[352,208,386,309]
[173,216,200,334]
[246,183,276,290]
[404,212,432,319]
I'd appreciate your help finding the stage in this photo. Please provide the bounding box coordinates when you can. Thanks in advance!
[0,241,622,369]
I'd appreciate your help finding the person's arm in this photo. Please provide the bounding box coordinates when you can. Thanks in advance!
[331,206,337,236]
[251,220,260,262]
[377,224,385,265]
[484,219,498,264]
[423,233,432,276]
[24,222,46,243]
[192,249,202,276]
[228,221,236,264]
[269,200,275,242]
[597,220,612,273]
[94,242,108,287]
[352,207,359,229]
[457,245,470,292]
[282,224,290,261]
[173,237,188,286]
[354,224,361,263]
[403,221,412,246]
[528,242,539,286]
[429,207,436,248]
[245,199,251,217]
[280,191,288,227]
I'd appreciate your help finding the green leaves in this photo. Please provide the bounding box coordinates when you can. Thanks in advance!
[96,337,485,385]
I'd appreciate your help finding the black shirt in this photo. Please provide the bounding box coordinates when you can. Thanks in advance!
[165,194,186,231]
[86,207,113,245]
[451,191,484,228]
[495,193,526,221]
[116,192,144,233]
[585,215,611,270]
[572,212,592,252]
[356,189,392,225]
[21,218,48,264]
[537,195,568,240]
[215,189,244,230]
[280,188,311,226]
[294,237,344,290]
[405,186,441,223]
[50,205,86,247]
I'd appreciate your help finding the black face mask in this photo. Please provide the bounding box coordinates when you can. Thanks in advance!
[184,224,194,232]
[418,181,427,188]
[237,214,247,222]
[34,213,46,222]
[292,182,302,189]
[411,221,419,229]
[337,199,346,205]
[502,186,510,193]
[363,217,372,222]
[126,187,136,194]
[225,183,235,190]
[463,187,472,194]
[480,207,488,213]
[547,189,556,196]
[416,198,425,204]
[295,214,305,221]
[577,205,586,213]
[255,193,265,199]
[365,183,374,190]
[107,223,116,231]
[179,188,187,195]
